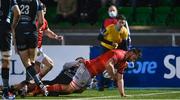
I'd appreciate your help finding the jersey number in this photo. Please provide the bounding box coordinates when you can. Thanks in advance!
[20,5,30,14]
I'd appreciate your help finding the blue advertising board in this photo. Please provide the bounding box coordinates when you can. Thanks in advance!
[90,46,180,87]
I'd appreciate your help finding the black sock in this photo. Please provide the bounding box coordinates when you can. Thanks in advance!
[26,62,35,81]
[2,68,9,88]
[26,66,41,85]
[31,62,35,66]
[25,71,32,81]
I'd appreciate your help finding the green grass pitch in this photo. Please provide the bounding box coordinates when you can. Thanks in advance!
[15,88,180,99]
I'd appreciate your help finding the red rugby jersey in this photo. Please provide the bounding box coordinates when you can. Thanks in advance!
[85,49,127,76]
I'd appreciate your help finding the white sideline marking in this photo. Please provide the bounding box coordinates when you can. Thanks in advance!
[65,91,180,100]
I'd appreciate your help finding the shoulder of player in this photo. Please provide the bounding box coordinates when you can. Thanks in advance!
[113,49,126,55]
[121,26,127,31]
[120,26,128,34]
[105,24,114,30]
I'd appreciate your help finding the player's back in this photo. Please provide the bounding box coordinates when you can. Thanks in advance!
[16,0,41,32]
[85,49,126,76]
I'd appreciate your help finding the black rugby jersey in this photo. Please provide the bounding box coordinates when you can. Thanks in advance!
[16,0,42,31]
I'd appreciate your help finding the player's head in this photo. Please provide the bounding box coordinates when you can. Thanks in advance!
[125,48,142,62]
[116,14,126,27]
[108,5,118,18]
[75,57,85,62]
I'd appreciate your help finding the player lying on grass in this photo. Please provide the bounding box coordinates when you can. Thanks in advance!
[10,57,85,96]
[33,48,141,97]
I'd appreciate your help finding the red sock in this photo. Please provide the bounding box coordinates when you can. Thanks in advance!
[47,84,63,92]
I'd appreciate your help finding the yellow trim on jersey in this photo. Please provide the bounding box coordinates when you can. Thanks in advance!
[100,24,128,49]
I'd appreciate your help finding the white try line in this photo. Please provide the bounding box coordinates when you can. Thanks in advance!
[64,91,180,100]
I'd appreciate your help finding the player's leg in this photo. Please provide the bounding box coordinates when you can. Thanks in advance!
[25,48,39,82]
[0,28,12,98]
[18,49,44,86]
[29,48,37,64]
[16,32,47,95]
[1,52,11,97]
[39,55,53,79]
[35,51,53,79]
[34,49,44,74]
[46,63,91,94]
[26,33,48,95]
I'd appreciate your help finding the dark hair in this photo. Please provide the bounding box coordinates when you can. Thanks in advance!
[116,14,126,21]
[129,48,142,59]
[75,57,85,61]
[40,2,46,10]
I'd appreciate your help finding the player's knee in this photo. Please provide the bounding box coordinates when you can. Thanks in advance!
[49,60,54,68]
[45,59,54,69]
[1,59,10,68]
[68,81,81,93]
[2,51,11,60]
[1,51,11,67]
[66,85,76,93]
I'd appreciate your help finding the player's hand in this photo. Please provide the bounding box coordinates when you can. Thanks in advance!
[112,43,118,49]
[55,35,63,41]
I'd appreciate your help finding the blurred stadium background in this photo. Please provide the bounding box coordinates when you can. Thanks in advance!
[41,0,180,46]
[2,0,180,99]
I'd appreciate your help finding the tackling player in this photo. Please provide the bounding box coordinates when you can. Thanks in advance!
[14,0,47,96]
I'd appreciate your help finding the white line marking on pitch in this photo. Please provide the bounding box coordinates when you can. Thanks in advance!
[64,91,180,100]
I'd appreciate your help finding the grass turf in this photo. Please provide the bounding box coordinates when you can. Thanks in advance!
[15,88,180,99]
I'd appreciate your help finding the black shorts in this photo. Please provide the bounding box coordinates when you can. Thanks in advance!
[0,23,11,51]
[15,31,38,51]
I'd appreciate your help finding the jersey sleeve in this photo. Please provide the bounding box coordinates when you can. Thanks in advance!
[121,27,128,40]
[37,0,43,11]
[114,51,128,74]
[117,62,128,74]
[104,24,113,35]
[63,61,79,70]
[111,53,118,64]
[11,0,18,10]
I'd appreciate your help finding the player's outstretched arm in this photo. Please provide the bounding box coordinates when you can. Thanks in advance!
[116,73,126,97]
[105,58,117,80]
[44,28,63,41]
[11,5,21,54]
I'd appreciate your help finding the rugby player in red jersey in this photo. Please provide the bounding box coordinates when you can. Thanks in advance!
[44,48,141,97]
[33,4,63,80]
